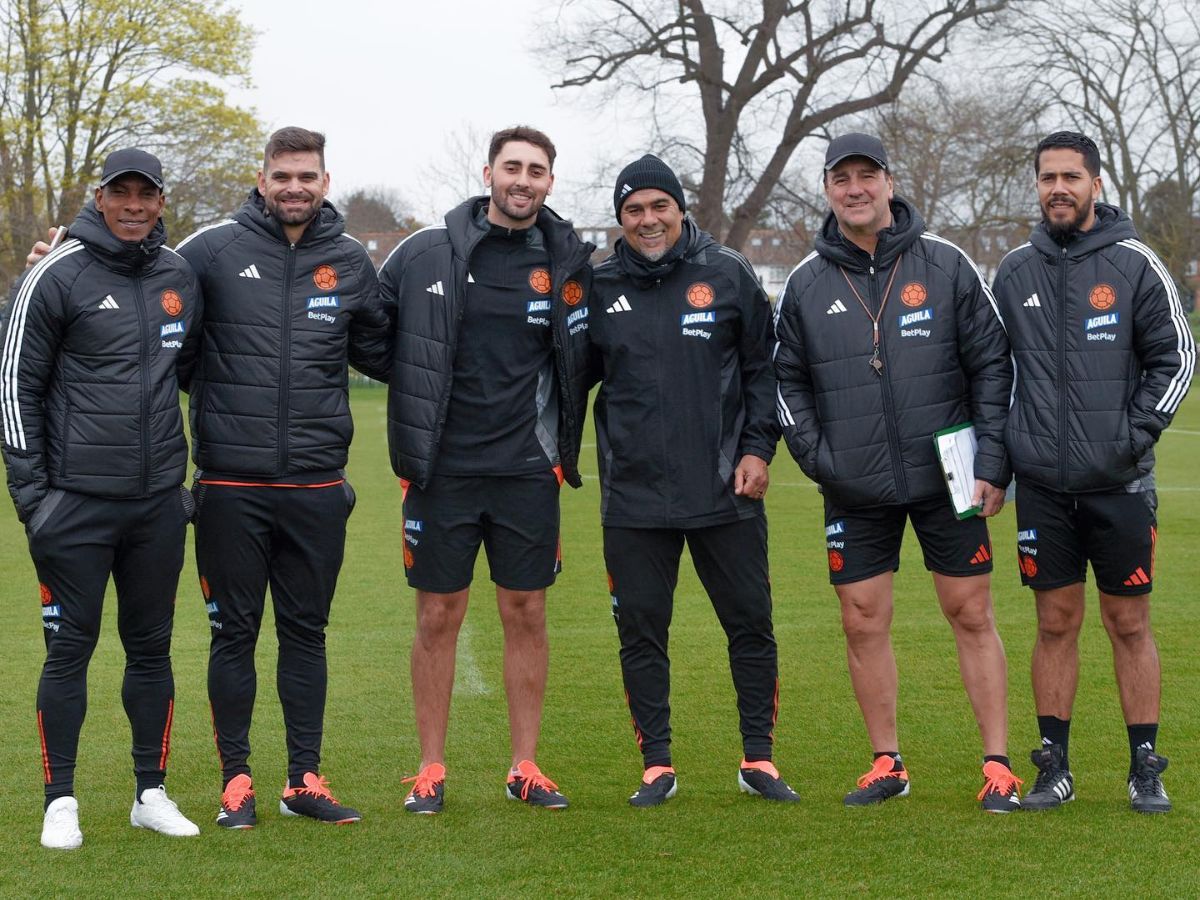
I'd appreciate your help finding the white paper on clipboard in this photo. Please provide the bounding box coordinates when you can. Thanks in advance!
[934,422,981,519]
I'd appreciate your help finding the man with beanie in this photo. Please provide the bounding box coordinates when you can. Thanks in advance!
[589,154,796,807]
[175,127,391,828]
[381,126,592,814]
[774,134,1020,811]
[993,131,1193,814]
[3,149,202,848]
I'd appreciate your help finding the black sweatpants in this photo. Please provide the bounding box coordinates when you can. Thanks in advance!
[30,487,188,800]
[194,480,351,784]
[604,515,778,768]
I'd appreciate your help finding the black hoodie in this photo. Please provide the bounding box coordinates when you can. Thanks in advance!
[379,196,594,490]
[993,202,1195,491]
[1,202,201,520]
[774,197,1012,508]
[588,218,779,528]
[176,190,391,480]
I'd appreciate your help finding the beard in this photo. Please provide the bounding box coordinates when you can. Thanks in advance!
[490,184,542,224]
[265,193,321,227]
[1041,198,1092,244]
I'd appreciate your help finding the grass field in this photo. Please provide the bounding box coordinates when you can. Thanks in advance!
[1,381,1198,898]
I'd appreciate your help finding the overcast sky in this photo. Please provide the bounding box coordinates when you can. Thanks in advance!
[229,0,639,225]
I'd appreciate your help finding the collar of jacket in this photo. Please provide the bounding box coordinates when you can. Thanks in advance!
[611,217,711,286]
[71,201,166,274]
[816,195,925,271]
[235,188,345,247]
[1029,201,1137,260]
[443,196,593,273]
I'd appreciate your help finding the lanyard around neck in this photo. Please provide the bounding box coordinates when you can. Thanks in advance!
[839,254,902,374]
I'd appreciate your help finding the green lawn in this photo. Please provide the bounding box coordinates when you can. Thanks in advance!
[1,383,1197,898]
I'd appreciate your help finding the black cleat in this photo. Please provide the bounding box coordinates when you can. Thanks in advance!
[1023,745,1074,810]
[217,774,257,829]
[738,760,800,802]
[629,766,677,808]
[279,772,362,824]
[1129,747,1171,814]
[978,760,1023,813]
[506,760,568,809]
[403,763,446,815]
[844,756,909,807]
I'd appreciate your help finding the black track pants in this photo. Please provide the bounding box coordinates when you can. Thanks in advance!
[30,488,188,798]
[194,481,350,783]
[604,515,778,768]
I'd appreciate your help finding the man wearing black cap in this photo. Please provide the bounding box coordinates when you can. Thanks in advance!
[589,154,795,807]
[3,149,202,848]
[382,126,593,815]
[774,133,1019,811]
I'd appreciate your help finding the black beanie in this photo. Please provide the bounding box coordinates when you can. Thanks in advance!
[614,154,686,221]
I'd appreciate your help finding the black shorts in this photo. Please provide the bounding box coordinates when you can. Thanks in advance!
[402,471,562,592]
[1014,480,1157,596]
[823,494,993,585]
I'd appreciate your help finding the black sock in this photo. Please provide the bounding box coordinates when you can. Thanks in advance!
[984,755,1011,769]
[1037,715,1071,768]
[873,751,903,772]
[288,774,312,790]
[1128,723,1158,771]
[743,755,772,765]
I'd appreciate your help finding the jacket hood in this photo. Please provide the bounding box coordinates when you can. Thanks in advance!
[611,216,713,284]
[71,201,166,274]
[816,195,925,270]
[1030,202,1137,260]
[234,188,345,245]
[443,196,592,270]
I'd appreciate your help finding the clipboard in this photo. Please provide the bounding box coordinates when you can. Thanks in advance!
[934,422,982,519]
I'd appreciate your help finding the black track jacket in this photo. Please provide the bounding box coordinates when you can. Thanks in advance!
[589,219,779,529]
[993,203,1194,492]
[379,197,594,490]
[774,198,1012,508]
[176,191,391,479]
[1,203,201,521]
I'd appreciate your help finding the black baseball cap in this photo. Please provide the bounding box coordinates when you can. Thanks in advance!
[824,133,889,172]
[99,148,165,190]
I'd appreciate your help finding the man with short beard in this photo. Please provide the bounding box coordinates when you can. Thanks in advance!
[993,131,1194,814]
[588,155,795,807]
[174,127,391,828]
[380,126,592,814]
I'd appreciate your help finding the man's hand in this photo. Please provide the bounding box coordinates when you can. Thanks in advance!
[972,479,1005,517]
[733,454,770,500]
[26,226,62,269]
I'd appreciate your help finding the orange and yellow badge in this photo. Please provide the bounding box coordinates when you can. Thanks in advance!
[900,282,927,307]
[562,280,583,306]
[313,265,338,291]
[161,290,183,316]
[529,268,552,294]
[686,282,715,308]
[1089,283,1116,310]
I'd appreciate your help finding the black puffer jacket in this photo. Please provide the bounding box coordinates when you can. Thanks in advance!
[993,203,1195,491]
[379,197,593,489]
[176,191,391,478]
[1,203,201,520]
[588,218,779,528]
[774,198,1012,508]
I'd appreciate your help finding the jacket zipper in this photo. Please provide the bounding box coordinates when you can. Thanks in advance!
[278,243,296,475]
[132,274,151,495]
[870,260,908,503]
[1057,245,1068,486]
[654,275,673,520]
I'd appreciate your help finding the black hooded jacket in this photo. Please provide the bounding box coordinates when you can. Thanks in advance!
[1,203,201,521]
[175,190,391,480]
[378,197,594,490]
[588,218,779,528]
[993,203,1194,491]
[774,198,1012,508]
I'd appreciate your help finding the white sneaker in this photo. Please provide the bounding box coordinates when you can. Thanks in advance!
[41,796,83,850]
[130,785,200,837]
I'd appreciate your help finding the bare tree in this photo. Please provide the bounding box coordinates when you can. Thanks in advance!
[338,185,419,234]
[1012,0,1200,283]
[546,0,1018,250]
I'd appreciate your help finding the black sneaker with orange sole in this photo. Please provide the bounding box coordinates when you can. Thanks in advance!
[217,773,257,829]
[844,756,910,806]
[506,760,568,809]
[279,772,361,824]
[403,763,446,815]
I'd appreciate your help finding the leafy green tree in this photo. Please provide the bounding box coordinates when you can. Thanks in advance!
[0,0,263,286]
